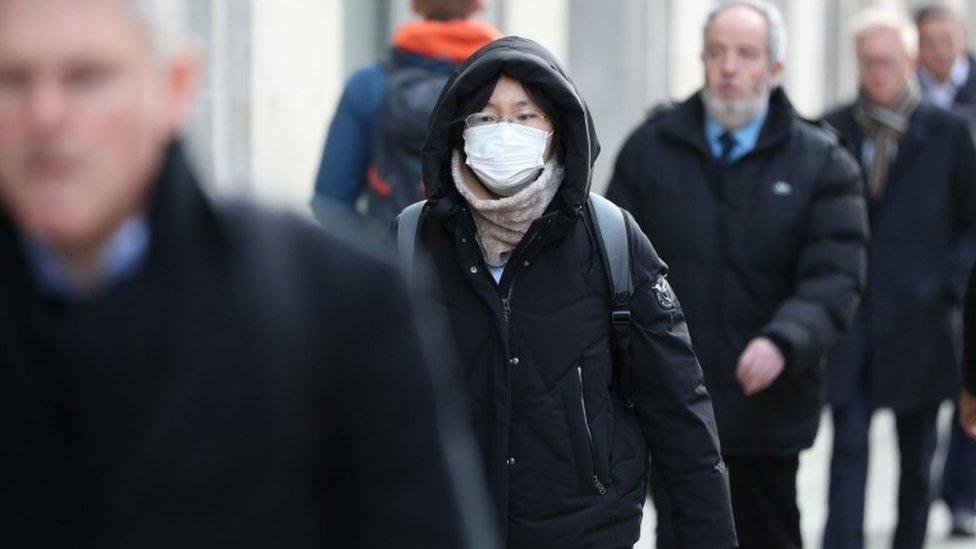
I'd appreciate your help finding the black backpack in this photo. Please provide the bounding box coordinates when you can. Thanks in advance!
[395,193,639,409]
[365,57,452,224]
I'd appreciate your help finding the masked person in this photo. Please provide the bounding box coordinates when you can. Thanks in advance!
[398,36,738,549]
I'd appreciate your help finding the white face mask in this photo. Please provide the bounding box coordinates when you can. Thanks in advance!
[463,123,553,197]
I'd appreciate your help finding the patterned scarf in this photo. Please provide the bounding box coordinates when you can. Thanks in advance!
[452,149,563,267]
[853,78,922,198]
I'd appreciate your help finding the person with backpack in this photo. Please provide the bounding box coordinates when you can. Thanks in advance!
[313,0,499,225]
[396,36,738,549]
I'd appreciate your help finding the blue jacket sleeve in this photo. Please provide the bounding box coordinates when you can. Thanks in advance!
[313,64,387,210]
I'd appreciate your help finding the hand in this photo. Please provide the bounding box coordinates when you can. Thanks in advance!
[736,337,785,396]
[961,389,976,438]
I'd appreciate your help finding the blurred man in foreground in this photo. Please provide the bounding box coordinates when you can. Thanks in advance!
[0,1,495,548]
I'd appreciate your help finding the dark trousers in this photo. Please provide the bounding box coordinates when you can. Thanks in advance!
[942,401,976,515]
[823,397,940,549]
[653,454,799,549]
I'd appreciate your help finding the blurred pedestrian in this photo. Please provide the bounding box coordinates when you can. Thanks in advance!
[0,1,496,548]
[606,2,868,548]
[399,36,738,549]
[822,8,976,549]
[914,3,976,538]
[916,4,976,116]
[312,0,499,225]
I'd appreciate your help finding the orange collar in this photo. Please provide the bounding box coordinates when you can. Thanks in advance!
[393,19,501,63]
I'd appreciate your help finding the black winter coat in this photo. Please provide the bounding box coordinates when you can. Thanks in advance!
[824,103,976,411]
[410,37,737,548]
[964,263,976,395]
[0,144,497,549]
[607,89,868,456]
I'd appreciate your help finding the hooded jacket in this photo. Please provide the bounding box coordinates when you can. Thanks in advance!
[409,37,737,549]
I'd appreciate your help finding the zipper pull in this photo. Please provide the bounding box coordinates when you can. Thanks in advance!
[591,475,607,495]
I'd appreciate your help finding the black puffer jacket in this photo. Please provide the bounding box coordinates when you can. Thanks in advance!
[607,90,868,456]
[410,37,737,548]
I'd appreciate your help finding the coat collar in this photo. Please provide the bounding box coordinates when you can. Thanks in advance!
[952,53,976,105]
[658,87,798,161]
[0,140,221,298]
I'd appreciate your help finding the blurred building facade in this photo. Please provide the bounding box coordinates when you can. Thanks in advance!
[184,0,976,208]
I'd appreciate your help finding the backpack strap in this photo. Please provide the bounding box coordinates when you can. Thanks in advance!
[397,200,428,283]
[587,192,636,409]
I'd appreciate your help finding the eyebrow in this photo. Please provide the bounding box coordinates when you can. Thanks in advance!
[485,99,533,109]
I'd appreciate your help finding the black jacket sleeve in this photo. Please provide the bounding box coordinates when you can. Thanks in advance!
[760,143,868,374]
[605,124,648,216]
[327,253,499,549]
[624,214,738,549]
[939,119,976,303]
[964,264,976,394]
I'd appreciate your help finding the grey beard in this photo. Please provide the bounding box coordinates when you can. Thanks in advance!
[702,86,772,130]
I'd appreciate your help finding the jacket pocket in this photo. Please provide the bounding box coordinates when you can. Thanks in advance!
[561,364,608,495]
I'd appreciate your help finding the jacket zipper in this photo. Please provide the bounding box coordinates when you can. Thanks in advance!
[577,365,607,495]
[499,228,543,324]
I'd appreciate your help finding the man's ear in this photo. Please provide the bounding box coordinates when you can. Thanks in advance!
[769,59,786,87]
[161,47,201,139]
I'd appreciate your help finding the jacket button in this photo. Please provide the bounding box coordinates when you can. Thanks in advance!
[469,266,478,274]
[509,357,520,366]
[506,457,516,466]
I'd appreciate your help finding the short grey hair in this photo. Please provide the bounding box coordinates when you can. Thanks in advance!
[703,0,788,66]
[124,0,188,58]
[849,7,918,57]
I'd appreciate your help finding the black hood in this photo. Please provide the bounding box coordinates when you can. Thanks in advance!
[421,36,600,214]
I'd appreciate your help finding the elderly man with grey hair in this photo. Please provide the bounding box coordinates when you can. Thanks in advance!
[0,1,496,548]
[607,1,867,547]
[822,7,976,549]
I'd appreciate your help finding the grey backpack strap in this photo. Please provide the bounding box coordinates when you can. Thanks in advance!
[397,200,428,282]
[588,193,633,299]
[588,192,636,408]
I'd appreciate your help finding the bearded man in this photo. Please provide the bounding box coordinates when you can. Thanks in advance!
[606,2,868,548]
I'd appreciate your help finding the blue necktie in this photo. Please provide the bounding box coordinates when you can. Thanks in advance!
[718,131,738,164]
